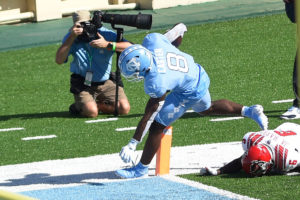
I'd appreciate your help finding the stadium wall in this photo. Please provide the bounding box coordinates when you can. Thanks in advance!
[0,0,211,24]
[136,0,216,9]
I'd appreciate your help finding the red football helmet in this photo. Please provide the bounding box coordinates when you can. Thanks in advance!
[242,144,273,177]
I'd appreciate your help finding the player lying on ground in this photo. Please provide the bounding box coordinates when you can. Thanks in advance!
[200,122,300,177]
[114,24,268,179]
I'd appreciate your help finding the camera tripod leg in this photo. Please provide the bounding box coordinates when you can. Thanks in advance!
[113,27,124,116]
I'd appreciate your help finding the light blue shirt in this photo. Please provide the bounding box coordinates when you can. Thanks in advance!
[142,33,210,100]
[62,26,117,82]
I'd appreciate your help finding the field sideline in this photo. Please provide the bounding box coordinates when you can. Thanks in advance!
[1,142,248,199]
[1,3,300,200]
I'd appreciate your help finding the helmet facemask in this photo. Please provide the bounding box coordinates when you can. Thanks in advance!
[242,144,273,177]
[249,160,273,177]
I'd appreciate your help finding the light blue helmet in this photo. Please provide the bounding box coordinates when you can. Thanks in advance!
[118,44,153,81]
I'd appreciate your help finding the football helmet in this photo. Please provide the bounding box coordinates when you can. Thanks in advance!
[118,44,153,81]
[242,144,273,177]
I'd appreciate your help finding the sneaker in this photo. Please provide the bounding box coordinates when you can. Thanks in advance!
[164,23,187,47]
[243,105,268,130]
[280,106,300,120]
[115,162,148,179]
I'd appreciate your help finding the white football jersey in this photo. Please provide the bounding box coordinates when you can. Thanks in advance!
[242,123,300,172]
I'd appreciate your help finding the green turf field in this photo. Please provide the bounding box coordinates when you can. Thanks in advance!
[1,13,300,199]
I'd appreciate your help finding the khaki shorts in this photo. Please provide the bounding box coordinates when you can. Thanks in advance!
[71,75,128,111]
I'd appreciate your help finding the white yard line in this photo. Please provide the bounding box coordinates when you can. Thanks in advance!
[272,99,294,104]
[115,127,136,131]
[21,135,57,141]
[164,175,259,200]
[0,128,24,132]
[85,118,118,123]
[210,117,244,122]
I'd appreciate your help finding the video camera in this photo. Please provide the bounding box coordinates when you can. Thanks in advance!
[77,10,152,42]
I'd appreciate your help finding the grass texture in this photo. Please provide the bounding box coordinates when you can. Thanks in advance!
[0,13,300,199]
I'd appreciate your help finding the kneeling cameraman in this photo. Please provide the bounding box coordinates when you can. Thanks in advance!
[56,10,131,117]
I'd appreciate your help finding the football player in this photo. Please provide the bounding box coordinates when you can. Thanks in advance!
[165,23,270,127]
[114,24,269,179]
[280,0,300,119]
[200,122,300,177]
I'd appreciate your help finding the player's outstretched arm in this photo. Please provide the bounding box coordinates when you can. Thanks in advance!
[219,156,243,174]
[133,95,166,142]
[200,156,243,176]
[119,94,166,164]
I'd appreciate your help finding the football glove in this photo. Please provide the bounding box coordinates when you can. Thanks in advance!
[119,138,139,164]
[199,167,218,176]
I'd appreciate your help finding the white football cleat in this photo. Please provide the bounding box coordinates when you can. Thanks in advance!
[164,23,187,46]
[280,106,300,120]
[242,105,269,130]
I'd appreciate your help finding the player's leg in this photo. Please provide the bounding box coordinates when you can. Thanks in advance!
[281,3,299,119]
[281,54,300,119]
[140,121,166,165]
[293,53,299,108]
[139,92,189,165]
[200,99,243,115]
[195,92,268,130]
[138,93,192,164]
[115,93,188,179]
[192,90,212,114]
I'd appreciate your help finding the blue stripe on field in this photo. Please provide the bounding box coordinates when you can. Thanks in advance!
[21,177,233,200]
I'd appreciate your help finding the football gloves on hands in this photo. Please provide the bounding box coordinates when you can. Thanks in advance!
[199,167,219,176]
[119,138,139,164]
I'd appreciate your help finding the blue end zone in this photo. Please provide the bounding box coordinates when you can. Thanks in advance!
[21,177,233,200]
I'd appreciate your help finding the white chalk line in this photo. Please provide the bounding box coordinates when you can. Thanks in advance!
[115,127,136,131]
[0,128,24,132]
[272,99,294,104]
[210,116,244,122]
[85,117,118,123]
[164,175,259,200]
[22,135,57,141]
